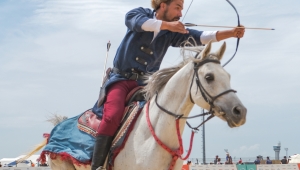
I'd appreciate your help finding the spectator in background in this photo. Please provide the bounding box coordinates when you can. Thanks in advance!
[225,153,233,164]
[187,161,192,165]
[30,160,35,167]
[254,156,261,164]
[217,158,222,164]
[281,156,288,164]
[0,162,2,167]
[266,157,272,164]
[238,158,243,164]
[214,155,219,164]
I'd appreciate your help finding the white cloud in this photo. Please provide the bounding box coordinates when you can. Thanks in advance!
[28,0,140,32]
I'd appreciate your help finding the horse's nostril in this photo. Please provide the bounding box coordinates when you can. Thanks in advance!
[233,106,241,115]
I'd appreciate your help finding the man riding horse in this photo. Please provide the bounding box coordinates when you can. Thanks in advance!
[91,0,245,169]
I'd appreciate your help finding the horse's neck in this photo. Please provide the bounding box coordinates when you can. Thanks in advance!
[149,63,194,148]
[115,63,197,170]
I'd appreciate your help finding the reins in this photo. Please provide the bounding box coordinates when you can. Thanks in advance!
[146,58,237,170]
[146,102,195,170]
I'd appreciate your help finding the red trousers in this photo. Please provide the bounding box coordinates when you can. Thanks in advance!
[97,80,138,136]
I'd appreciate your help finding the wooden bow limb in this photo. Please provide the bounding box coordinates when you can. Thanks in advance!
[184,23,275,30]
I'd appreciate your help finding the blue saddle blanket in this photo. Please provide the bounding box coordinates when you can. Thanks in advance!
[43,114,95,163]
[42,101,145,164]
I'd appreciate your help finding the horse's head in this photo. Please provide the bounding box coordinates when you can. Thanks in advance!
[190,41,247,128]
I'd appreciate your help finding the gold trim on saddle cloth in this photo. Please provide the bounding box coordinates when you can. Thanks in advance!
[112,102,140,147]
[77,110,101,137]
[107,101,144,168]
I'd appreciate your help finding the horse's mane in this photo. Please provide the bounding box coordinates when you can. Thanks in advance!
[143,44,205,100]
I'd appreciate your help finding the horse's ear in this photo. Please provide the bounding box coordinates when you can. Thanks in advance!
[216,41,226,60]
[200,41,212,59]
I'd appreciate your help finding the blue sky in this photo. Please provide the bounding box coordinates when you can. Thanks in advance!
[0,0,300,162]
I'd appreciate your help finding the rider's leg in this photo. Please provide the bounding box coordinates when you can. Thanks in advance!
[91,80,138,170]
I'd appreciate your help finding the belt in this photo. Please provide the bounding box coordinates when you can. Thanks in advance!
[112,67,145,81]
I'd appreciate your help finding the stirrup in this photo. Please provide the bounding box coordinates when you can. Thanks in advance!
[96,166,106,170]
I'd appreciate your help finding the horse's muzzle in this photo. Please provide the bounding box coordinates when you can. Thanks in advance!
[226,104,247,127]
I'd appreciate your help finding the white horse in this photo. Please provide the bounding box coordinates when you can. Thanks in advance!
[21,41,247,170]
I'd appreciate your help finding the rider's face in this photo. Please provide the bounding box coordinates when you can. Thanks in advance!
[161,0,183,22]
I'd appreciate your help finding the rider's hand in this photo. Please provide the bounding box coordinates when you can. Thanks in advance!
[231,25,245,38]
[161,21,189,34]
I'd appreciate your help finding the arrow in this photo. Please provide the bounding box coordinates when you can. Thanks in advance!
[184,23,275,30]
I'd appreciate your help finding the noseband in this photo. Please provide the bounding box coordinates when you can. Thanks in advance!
[155,58,237,130]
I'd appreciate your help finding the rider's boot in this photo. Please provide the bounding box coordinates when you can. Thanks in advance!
[91,135,113,170]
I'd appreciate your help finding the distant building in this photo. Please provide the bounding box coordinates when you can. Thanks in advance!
[273,142,281,160]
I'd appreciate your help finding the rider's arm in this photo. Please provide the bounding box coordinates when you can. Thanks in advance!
[170,28,218,47]
[143,19,218,45]
[200,31,218,44]
[125,7,153,32]
[216,26,245,41]
[141,19,162,32]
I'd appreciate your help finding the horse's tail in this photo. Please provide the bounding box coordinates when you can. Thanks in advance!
[17,114,67,163]
[47,114,68,126]
[17,137,48,163]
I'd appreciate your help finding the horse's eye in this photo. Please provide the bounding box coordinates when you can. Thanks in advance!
[205,73,214,82]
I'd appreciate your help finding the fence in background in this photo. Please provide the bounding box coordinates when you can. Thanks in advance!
[188,157,280,164]
[1,163,300,170]
[183,163,300,170]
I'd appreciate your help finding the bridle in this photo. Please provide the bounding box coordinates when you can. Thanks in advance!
[155,57,237,130]
[146,57,237,170]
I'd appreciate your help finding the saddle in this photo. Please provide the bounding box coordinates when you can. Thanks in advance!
[77,86,146,169]
[77,86,144,137]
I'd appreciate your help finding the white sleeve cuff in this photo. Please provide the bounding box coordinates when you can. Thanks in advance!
[141,19,162,32]
[200,31,218,44]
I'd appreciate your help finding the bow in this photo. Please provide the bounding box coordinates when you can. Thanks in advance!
[182,0,241,67]
[223,0,240,67]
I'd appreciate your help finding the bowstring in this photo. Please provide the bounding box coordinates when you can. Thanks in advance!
[181,0,194,22]
[181,0,241,67]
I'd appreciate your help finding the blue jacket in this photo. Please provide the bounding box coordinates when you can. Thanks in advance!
[92,7,204,117]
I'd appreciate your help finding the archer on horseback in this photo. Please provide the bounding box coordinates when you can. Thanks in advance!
[91,0,245,169]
